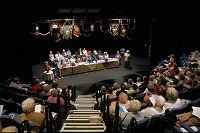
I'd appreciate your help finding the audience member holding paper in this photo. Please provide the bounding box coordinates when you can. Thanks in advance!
[143,83,164,105]
[141,95,166,118]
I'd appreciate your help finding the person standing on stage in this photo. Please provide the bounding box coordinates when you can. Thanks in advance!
[115,50,121,67]
[124,50,131,70]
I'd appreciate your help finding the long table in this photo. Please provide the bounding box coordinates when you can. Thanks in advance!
[59,59,119,77]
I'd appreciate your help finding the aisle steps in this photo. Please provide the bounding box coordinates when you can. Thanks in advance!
[60,94,106,132]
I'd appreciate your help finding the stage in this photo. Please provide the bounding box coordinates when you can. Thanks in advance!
[32,55,150,96]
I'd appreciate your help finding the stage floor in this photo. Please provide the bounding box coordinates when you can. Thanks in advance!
[32,55,150,96]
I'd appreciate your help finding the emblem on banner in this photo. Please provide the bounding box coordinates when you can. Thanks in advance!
[73,24,81,37]
[110,23,119,36]
[120,24,128,37]
[63,25,73,40]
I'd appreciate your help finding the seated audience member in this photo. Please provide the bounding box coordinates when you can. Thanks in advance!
[29,76,38,87]
[143,83,164,103]
[109,92,130,116]
[116,83,127,97]
[44,61,57,77]
[135,77,143,87]
[31,78,44,93]
[125,78,134,90]
[139,76,149,91]
[60,86,67,96]
[18,98,46,132]
[127,84,140,98]
[97,86,108,106]
[164,87,190,110]
[47,89,65,106]
[40,84,51,96]
[141,95,166,118]
[10,77,32,90]
[107,87,117,100]
[149,74,157,86]
[112,82,120,94]
[51,82,61,93]
[120,99,145,129]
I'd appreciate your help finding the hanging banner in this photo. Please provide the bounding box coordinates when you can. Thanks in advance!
[100,19,109,33]
[63,25,73,39]
[73,24,81,37]
[52,28,61,42]
[82,21,92,37]
[109,23,119,36]
[126,29,134,40]
[128,19,136,29]
[120,24,128,37]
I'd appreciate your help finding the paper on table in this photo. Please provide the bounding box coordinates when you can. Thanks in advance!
[0,105,3,116]
[192,106,200,119]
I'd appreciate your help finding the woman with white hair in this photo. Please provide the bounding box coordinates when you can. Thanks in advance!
[141,95,166,118]
[18,98,46,131]
[164,87,190,110]
[109,92,130,116]
[120,99,145,129]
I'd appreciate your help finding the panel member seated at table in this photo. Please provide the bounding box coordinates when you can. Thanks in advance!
[103,51,109,62]
[76,55,83,64]
[57,59,67,69]
[82,48,88,56]
[92,50,99,62]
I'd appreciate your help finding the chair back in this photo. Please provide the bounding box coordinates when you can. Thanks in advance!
[146,114,165,133]
[113,102,119,133]
[20,120,31,133]
[15,93,29,104]
[171,103,192,114]
[0,114,15,128]
[0,98,18,114]
[126,117,138,133]
[44,97,62,130]
[27,90,40,98]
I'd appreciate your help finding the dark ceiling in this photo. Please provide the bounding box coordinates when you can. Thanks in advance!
[3,1,200,26]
